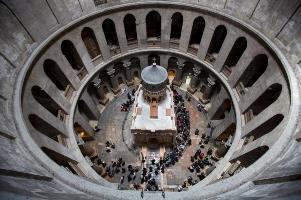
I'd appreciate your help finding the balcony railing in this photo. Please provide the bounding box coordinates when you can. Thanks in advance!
[77,67,88,80]
[244,109,254,124]
[235,82,246,97]
[91,54,103,66]
[64,85,74,100]
[205,53,216,64]
[110,45,121,56]
[169,38,180,49]
[57,109,67,122]
[187,44,199,55]
[127,39,138,50]
[221,65,232,78]
[147,37,160,47]
[94,0,107,6]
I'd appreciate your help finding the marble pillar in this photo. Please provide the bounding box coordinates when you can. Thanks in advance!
[123,61,134,86]
[107,67,121,94]
[188,67,201,94]
[173,61,184,86]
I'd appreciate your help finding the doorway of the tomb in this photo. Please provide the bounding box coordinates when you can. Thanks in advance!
[148,138,160,149]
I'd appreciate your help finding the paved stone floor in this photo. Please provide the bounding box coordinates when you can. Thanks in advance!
[88,83,219,191]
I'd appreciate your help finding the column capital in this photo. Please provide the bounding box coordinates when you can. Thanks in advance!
[207,76,216,87]
[193,67,201,76]
[92,78,102,88]
[123,61,131,68]
[106,68,115,77]
[176,61,184,70]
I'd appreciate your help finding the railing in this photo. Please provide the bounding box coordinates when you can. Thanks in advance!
[169,38,180,49]
[205,53,216,63]
[64,85,74,100]
[127,39,138,50]
[94,0,107,6]
[77,67,88,80]
[235,82,246,97]
[244,109,254,124]
[147,37,160,47]
[110,45,121,56]
[57,109,67,122]
[91,54,103,66]
[221,65,232,78]
[187,44,198,55]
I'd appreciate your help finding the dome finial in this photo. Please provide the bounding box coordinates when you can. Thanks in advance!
[152,57,157,67]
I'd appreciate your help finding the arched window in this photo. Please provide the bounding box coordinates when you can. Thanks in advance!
[188,16,205,55]
[43,59,71,92]
[232,146,269,168]
[130,57,141,69]
[211,99,231,120]
[243,83,282,123]
[61,40,87,80]
[81,27,101,59]
[206,25,227,63]
[87,83,100,105]
[148,54,160,65]
[31,86,66,119]
[124,14,138,48]
[41,147,78,168]
[130,57,141,79]
[146,11,161,46]
[244,114,284,141]
[167,57,178,70]
[235,54,268,96]
[78,100,97,121]
[222,37,247,77]
[102,19,119,47]
[29,114,65,142]
[170,12,183,48]
[182,62,194,79]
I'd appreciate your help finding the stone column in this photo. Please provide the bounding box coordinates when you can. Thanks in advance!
[203,75,216,100]
[123,61,133,86]
[188,67,201,94]
[107,67,121,94]
[172,61,184,86]
[93,78,108,105]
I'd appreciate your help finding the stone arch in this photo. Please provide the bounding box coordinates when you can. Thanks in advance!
[236,54,268,96]
[148,54,160,65]
[78,100,97,121]
[29,114,65,142]
[244,114,284,141]
[124,14,137,44]
[243,83,282,123]
[170,12,183,40]
[222,37,247,76]
[206,25,227,63]
[61,40,86,80]
[211,99,231,120]
[188,16,205,50]
[81,27,101,59]
[232,146,269,168]
[146,10,161,38]
[31,86,64,118]
[102,18,119,46]
[167,57,178,71]
[43,59,71,92]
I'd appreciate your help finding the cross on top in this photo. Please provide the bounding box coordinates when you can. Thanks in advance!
[152,57,157,64]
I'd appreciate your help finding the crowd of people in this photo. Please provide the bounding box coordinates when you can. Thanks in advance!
[162,88,191,167]
[120,89,136,112]
[97,85,218,193]
[142,157,166,191]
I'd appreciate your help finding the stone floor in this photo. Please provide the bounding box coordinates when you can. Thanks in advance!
[86,83,220,191]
